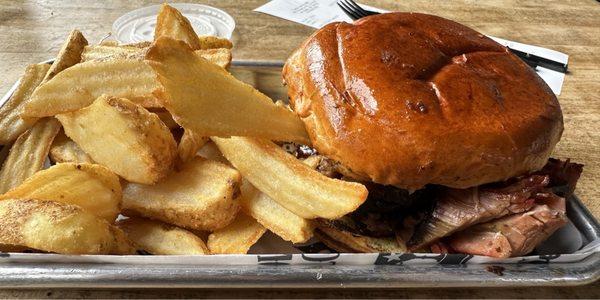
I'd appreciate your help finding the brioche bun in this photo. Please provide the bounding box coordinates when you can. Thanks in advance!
[283,12,563,190]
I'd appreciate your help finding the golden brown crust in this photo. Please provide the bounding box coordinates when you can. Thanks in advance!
[57,95,177,184]
[105,96,177,183]
[0,163,122,222]
[117,217,209,255]
[0,118,61,193]
[0,199,134,255]
[49,130,95,164]
[42,29,88,83]
[121,157,241,231]
[194,48,232,69]
[197,35,233,50]
[0,63,50,144]
[283,12,563,189]
[155,3,202,50]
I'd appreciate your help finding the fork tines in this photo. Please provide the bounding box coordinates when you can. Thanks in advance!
[337,0,378,20]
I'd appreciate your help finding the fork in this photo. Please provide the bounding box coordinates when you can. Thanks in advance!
[337,0,378,19]
[336,0,568,73]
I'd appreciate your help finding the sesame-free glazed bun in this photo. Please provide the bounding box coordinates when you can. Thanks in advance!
[283,12,563,190]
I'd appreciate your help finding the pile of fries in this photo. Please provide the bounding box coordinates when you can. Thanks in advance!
[0,4,368,255]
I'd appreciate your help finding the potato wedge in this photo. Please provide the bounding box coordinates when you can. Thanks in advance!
[42,29,88,83]
[195,48,232,69]
[99,40,119,46]
[0,31,86,144]
[122,41,152,48]
[122,157,240,231]
[111,225,138,255]
[57,95,177,184]
[49,130,94,164]
[145,37,309,144]
[82,45,230,69]
[177,129,209,166]
[198,35,233,50]
[197,141,229,165]
[240,180,314,243]
[207,213,266,254]
[0,163,121,222]
[0,64,50,144]
[0,199,134,254]
[118,217,209,255]
[81,45,145,62]
[155,3,202,50]
[0,118,61,193]
[24,59,162,117]
[213,137,368,219]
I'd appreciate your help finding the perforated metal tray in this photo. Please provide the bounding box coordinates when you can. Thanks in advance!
[0,60,598,288]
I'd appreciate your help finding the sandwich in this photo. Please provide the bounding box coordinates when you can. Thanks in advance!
[282,12,583,258]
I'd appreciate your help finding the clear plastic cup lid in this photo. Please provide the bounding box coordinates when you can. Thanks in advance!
[112,3,235,44]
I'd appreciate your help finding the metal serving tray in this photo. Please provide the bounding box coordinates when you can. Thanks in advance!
[0,60,598,288]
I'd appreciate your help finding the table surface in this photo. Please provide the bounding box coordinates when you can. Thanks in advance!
[0,0,598,298]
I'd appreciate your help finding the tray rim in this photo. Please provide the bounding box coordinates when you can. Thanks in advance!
[0,59,598,288]
[0,252,598,288]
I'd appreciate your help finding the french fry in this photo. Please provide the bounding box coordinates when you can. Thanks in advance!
[122,156,241,231]
[42,29,88,83]
[154,3,202,50]
[213,137,368,219]
[81,45,145,62]
[146,37,309,143]
[123,41,152,48]
[240,180,314,243]
[195,48,232,69]
[82,44,231,68]
[0,118,61,193]
[0,64,50,144]
[198,35,233,50]
[24,58,163,117]
[49,130,94,164]
[0,199,135,254]
[57,95,176,184]
[0,31,86,144]
[99,40,119,46]
[111,225,138,255]
[177,130,209,165]
[197,141,229,165]
[117,217,209,255]
[207,213,266,254]
[0,163,121,222]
